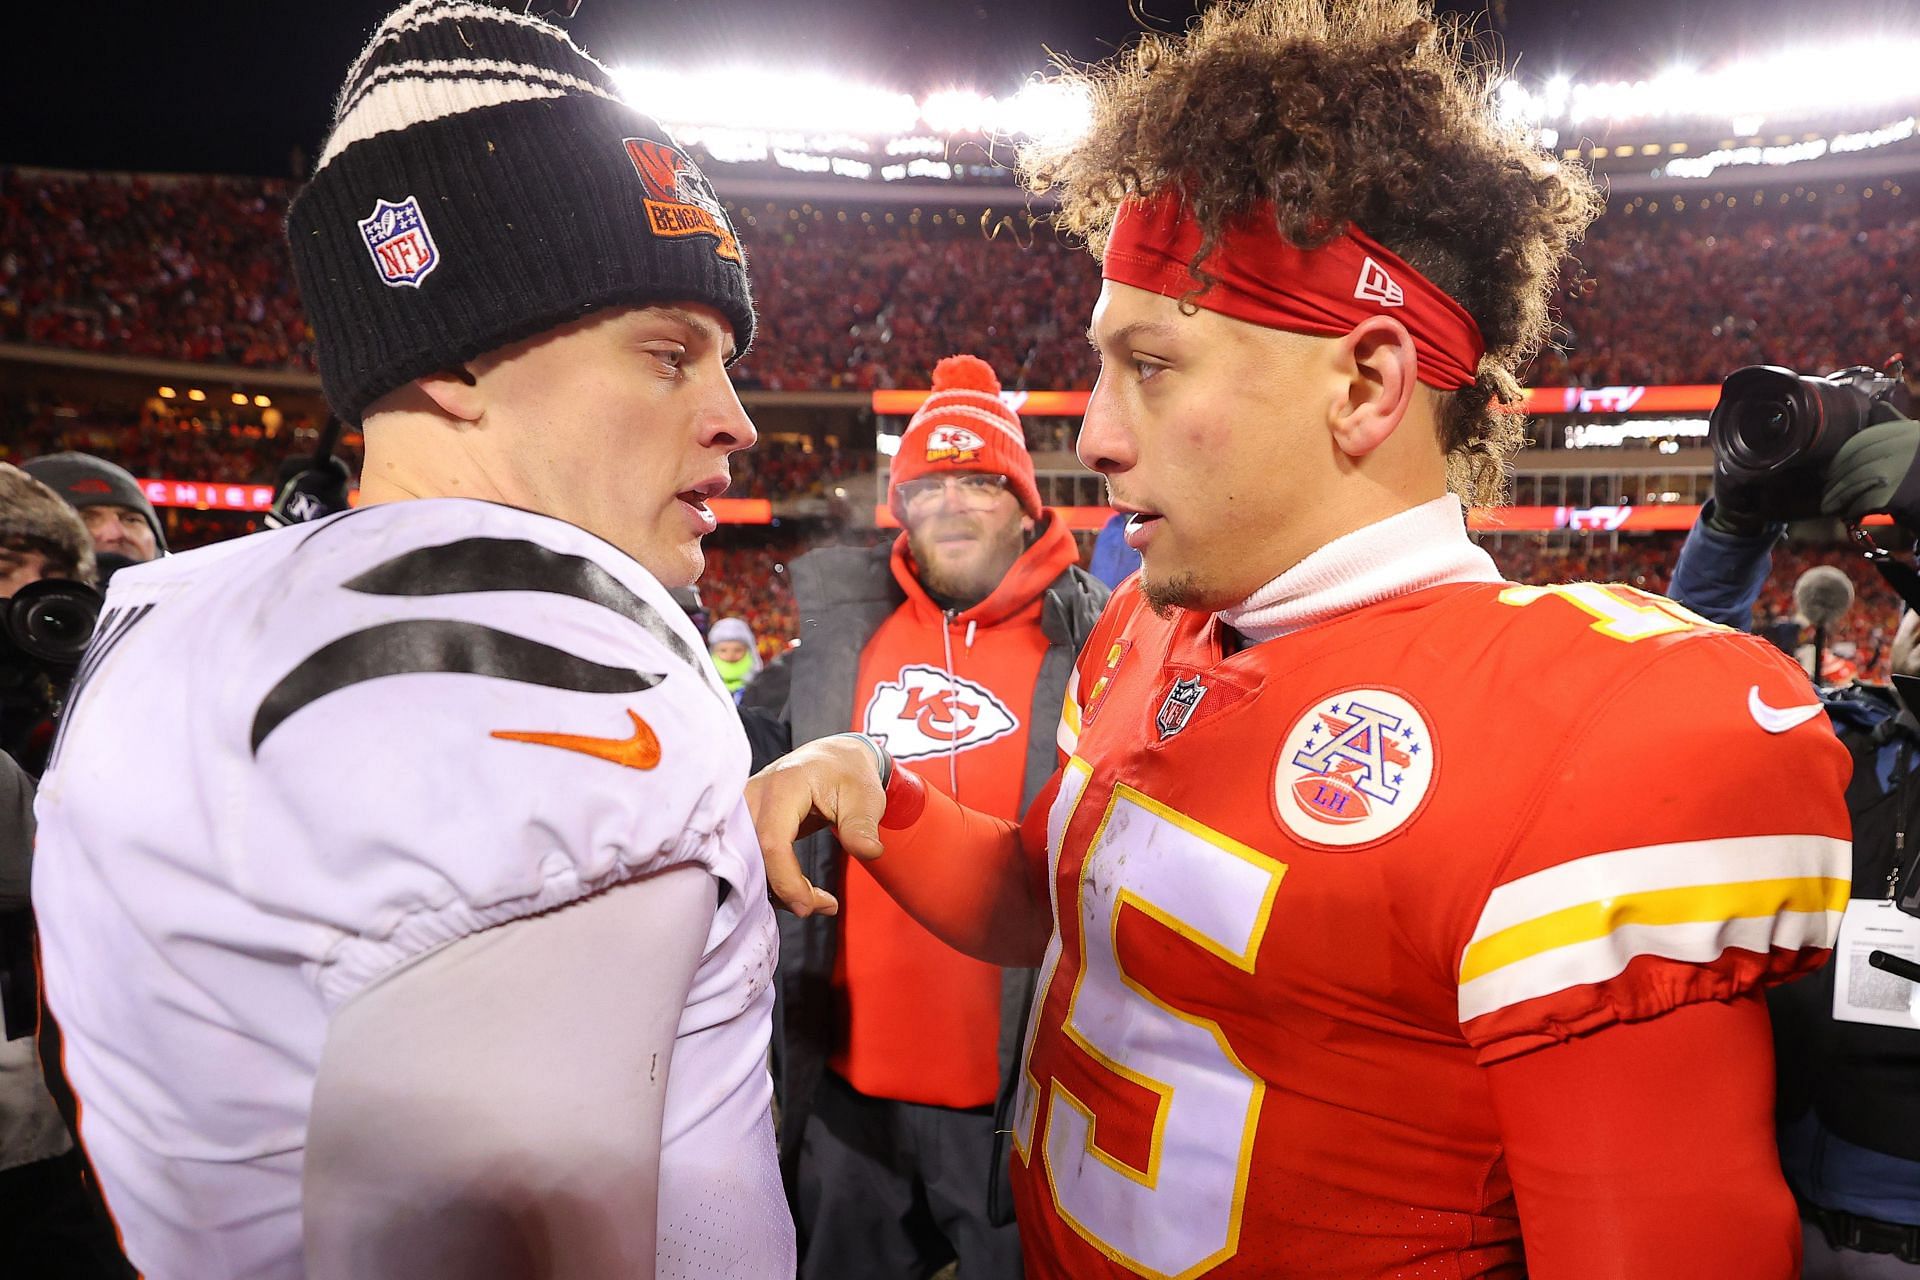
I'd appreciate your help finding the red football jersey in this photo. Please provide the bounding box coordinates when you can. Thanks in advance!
[1009,578,1852,1279]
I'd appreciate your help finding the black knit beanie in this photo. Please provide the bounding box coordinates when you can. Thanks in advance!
[21,452,169,555]
[287,0,755,425]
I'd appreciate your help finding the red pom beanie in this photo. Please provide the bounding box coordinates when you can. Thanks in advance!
[888,355,1042,520]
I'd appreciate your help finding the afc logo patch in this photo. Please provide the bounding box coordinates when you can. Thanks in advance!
[924,426,986,464]
[623,138,743,264]
[1274,687,1435,849]
[358,196,440,288]
[863,664,1019,761]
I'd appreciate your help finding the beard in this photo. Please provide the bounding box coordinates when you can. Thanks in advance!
[1140,570,1206,619]
[909,514,1029,608]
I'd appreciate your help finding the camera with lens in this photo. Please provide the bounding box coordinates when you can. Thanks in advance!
[1710,364,1909,522]
[0,577,104,774]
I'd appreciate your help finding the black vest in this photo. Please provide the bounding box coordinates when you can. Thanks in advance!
[1769,706,1920,1161]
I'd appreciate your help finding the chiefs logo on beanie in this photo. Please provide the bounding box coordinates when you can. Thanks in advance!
[888,355,1041,520]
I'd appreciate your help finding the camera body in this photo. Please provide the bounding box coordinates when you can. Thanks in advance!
[1710,363,1908,521]
[0,578,104,775]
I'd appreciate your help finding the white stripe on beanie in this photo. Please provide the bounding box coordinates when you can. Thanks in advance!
[319,76,621,172]
[321,0,625,173]
[906,399,1027,450]
[337,0,591,111]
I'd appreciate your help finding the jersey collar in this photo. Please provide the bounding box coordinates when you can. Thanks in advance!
[1215,494,1502,646]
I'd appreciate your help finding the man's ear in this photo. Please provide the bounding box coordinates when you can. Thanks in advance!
[414,366,486,422]
[1329,316,1418,460]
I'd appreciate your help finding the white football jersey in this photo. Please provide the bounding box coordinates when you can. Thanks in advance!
[31,499,790,1278]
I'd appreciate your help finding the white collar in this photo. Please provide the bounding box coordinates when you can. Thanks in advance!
[1213,494,1503,645]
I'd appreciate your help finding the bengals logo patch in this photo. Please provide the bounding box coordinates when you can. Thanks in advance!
[623,138,742,264]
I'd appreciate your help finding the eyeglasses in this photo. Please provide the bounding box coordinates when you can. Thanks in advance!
[897,473,1011,511]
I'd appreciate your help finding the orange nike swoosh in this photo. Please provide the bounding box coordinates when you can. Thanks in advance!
[491,708,662,771]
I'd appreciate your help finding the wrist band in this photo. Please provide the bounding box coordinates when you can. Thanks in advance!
[838,732,893,790]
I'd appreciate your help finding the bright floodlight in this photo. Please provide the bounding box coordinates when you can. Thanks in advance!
[1500,38,1920,127]
[921,89,995,136]
[1001,80,1093,146]
[615,66,920,137]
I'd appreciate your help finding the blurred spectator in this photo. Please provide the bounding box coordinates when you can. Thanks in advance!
[707,616,763,701]
[0,463,95,596]
[23,452,168,562]
[738,354,1107,1280]
[1087,510,1143,588]
[0,463,130,1278]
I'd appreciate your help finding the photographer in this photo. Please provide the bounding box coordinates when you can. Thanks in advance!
[1670,368,1920,1278]
[0,463,129,1277]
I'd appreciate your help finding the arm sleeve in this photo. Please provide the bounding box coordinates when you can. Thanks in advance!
[1665,506,1781,629]
[1458,629,1853,1062]
[861,765,1057,967]
[303,866,716,1280]
[1487,992,1799,1280]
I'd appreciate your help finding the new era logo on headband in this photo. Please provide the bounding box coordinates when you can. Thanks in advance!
[358,197,440,289]
[1354,258,1404,308]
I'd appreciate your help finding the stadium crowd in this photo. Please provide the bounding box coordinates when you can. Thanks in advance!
[6,166,1917,392]
[3,166,1916,664]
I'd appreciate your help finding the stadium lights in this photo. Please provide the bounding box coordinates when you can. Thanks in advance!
[1497,38,1920,133]
[231,392,249,406]
[1564,417,1709,449]
[254,394,271,408]
[615,66,919,138]
[157,386,176,399]
[1664,115,1917,179]
[187,389,206,402]
[615,64,1094,145]
[612,42,1913,181]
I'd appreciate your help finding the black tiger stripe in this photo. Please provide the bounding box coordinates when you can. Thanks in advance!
[341,537,706,677]
[47,603,156,772]
[249,619,663,755]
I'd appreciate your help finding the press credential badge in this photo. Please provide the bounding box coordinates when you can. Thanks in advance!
[1833,898,1920,1030]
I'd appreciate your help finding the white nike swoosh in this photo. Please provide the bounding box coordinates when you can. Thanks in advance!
[1748,685,1823,734]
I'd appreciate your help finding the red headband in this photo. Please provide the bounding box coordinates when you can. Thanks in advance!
[1102,192,1486,391]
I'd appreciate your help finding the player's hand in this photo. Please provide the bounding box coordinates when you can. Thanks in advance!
[745,736,888,917]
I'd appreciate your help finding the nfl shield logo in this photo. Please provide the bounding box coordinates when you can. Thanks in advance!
[1155,676,1208,740]
[358,196,440,288]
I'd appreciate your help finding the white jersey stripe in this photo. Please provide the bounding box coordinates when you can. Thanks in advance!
[1457,909,1842,1024]
[1057,683,1082,756]
[1469,834,1850,944]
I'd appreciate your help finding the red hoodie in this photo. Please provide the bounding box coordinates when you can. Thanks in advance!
[832,513,1082,1107]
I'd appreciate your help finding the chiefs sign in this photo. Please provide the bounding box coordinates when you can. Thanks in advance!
[863,664,1020,760]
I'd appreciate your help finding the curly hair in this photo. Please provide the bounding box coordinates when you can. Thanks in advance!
[1019,0,1601,504]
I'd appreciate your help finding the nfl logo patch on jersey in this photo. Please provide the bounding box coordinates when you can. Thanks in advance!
[1155,675,1207,739]
[1275,687,1435,848]
[358,196,440,288]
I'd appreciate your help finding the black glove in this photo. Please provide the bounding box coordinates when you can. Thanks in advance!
[265,455,354,528]
[1820,417,1920,525]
